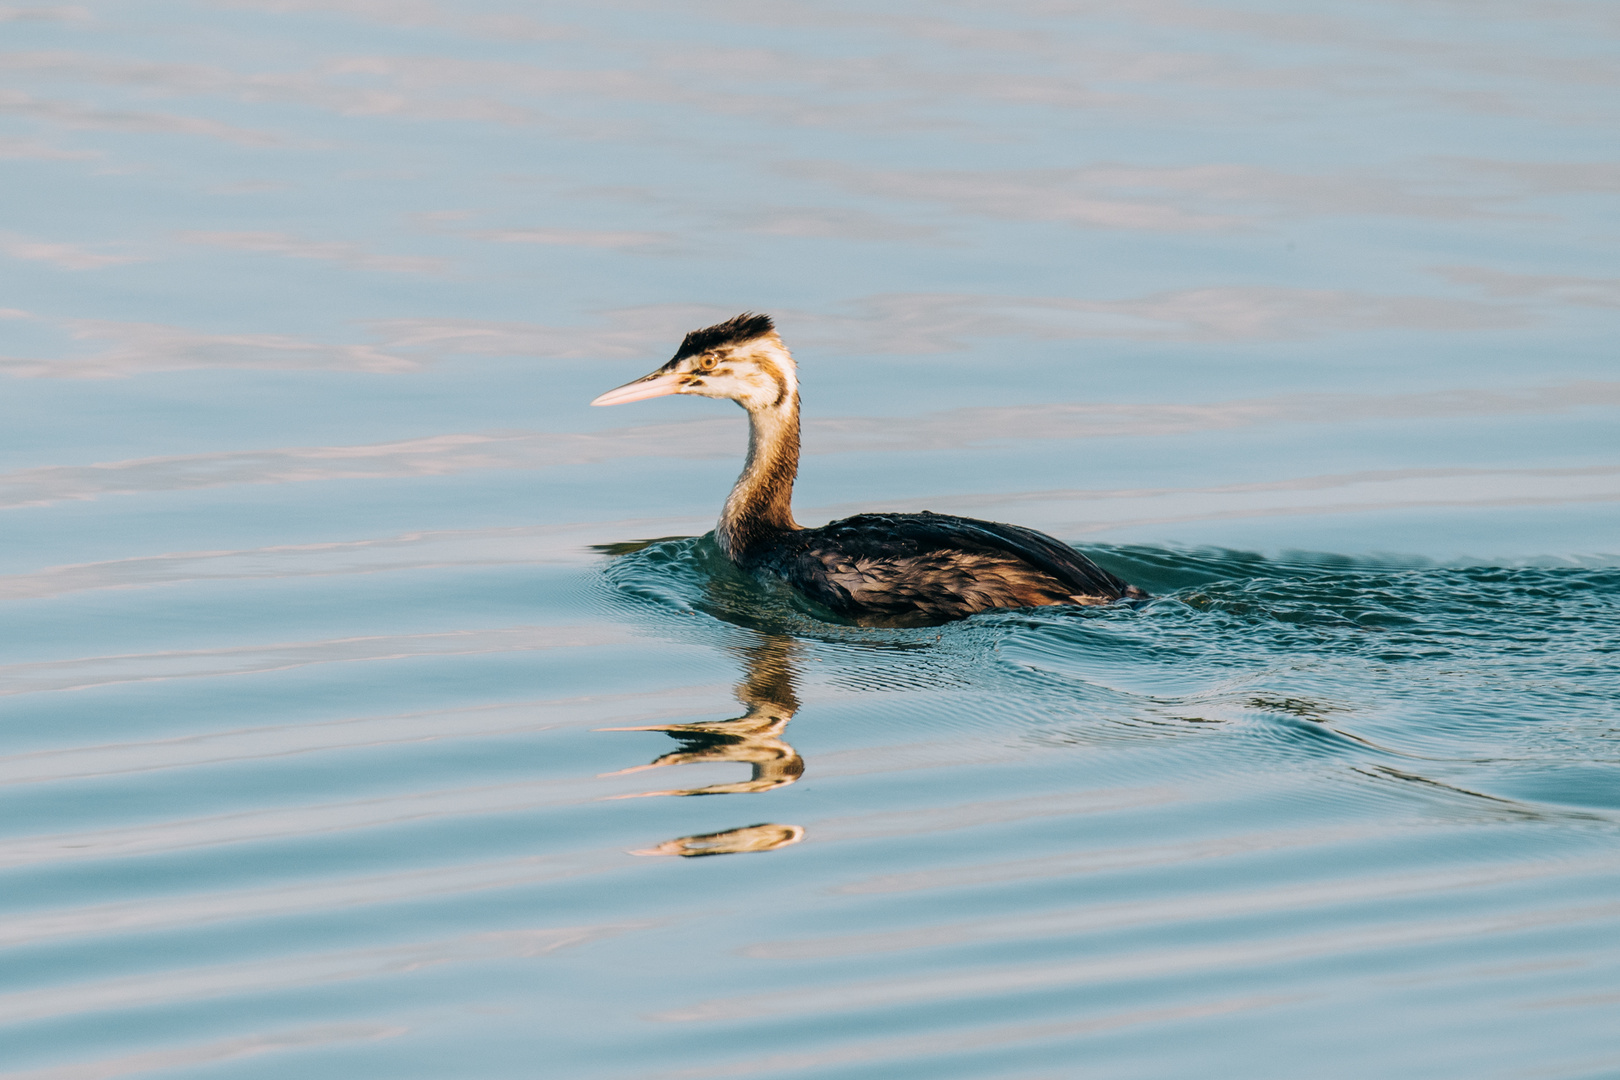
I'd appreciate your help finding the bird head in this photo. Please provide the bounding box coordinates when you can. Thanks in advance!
[590,312,797,413]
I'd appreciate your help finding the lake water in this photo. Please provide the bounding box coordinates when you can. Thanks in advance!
[3,3,1619,1077]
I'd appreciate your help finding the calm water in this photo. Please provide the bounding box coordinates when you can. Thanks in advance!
[3,2,1619,1077]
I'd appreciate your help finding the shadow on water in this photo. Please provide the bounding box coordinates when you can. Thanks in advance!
[591,534,1620,851]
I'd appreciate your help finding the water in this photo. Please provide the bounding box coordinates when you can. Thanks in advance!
[3,2,1619,1077]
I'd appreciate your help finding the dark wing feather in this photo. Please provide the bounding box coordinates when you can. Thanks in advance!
[872,512,1136,597]
[758,511,1143,624]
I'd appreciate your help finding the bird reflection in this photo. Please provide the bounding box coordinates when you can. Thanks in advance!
[602,633,806,856]
[631,823,805,858]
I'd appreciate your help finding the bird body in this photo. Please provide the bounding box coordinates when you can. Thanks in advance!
[752,511,1141,624]
[592,313,1144,625]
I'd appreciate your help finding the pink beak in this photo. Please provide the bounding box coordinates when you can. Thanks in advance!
[590,369,684,407]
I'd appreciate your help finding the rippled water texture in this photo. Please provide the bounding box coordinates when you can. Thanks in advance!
[4,2,1619,1078]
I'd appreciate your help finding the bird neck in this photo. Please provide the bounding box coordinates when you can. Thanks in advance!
[717,395,801,561]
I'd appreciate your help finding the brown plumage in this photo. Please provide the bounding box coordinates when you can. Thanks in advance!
[592,313,1147,626]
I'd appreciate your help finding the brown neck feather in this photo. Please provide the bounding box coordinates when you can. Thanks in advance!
[717,396,800,561]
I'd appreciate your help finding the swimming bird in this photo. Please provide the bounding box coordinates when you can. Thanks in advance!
[591,313,1146,625]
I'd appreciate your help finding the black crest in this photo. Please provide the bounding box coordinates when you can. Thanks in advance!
[672,312,775,361]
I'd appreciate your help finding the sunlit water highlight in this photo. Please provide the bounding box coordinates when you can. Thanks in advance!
[3,1,1619,1077]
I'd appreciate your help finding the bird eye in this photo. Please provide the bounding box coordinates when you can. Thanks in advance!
[697,354,717,371]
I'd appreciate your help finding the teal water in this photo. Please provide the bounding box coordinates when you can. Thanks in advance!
[3,2,1619,1078]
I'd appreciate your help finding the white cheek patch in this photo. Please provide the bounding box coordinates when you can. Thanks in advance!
[691,338,798,409]
[750,355,794,409]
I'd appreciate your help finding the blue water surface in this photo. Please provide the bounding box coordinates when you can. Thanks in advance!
[2,2,1618,1078]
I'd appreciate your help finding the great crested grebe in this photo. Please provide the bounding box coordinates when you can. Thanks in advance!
[591,313,1146,624]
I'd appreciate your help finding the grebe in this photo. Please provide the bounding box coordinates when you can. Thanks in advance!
[591,313,1146,624]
